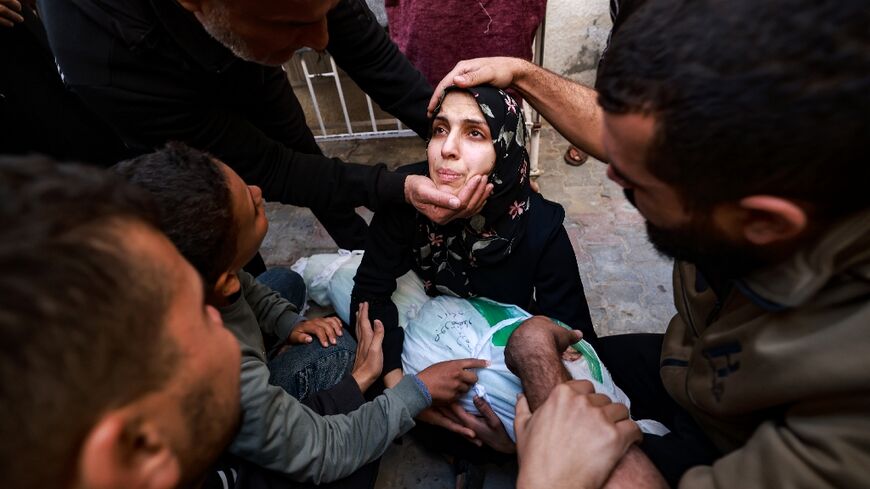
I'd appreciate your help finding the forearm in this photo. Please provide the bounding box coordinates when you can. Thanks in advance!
[510,60,607,161]
[232,353,428,482]
[602,446,669,489]
[517,446,665,489]
[505,317,572,411]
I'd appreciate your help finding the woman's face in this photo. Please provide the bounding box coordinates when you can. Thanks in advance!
[428,91,496,195]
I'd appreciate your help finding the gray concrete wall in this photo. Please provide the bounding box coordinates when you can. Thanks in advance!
[541,0,612,86]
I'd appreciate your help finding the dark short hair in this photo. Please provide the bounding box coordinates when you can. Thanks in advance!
[597,0,870,218]
[0,156,177,489]
[114,142,238,291]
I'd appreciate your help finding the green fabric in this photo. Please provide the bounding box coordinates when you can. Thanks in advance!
[491,318,525,347]
[471,299,604,383]
[469,297,523,326]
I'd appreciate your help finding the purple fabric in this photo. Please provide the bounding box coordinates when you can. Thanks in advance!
[385,0,547,88]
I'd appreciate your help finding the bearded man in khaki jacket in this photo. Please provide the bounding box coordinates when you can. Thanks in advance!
[425,0,870,487]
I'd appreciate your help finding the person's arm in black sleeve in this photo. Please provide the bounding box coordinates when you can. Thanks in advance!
[326,0,433,138]
[350,205,416,375]
[533,224,598,340]
[72,84,407,210]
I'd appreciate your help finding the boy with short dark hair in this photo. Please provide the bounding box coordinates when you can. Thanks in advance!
[115,142,486,485]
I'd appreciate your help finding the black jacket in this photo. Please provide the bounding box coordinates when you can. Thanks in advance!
[0,5,128,165]
[36,0,434,211]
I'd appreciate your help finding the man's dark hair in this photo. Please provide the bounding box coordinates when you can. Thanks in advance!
[114,142,238,291]
[598,0,870,218]
[0,156,177,489]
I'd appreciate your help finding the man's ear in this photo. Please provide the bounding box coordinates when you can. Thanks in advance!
[214,270,241,299]
[738,195,807,245]
[78,409,180,489]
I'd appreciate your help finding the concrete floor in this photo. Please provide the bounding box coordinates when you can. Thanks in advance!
[259,126,675,488]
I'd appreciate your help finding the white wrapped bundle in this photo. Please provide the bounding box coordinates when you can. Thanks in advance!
[294,252,668,440]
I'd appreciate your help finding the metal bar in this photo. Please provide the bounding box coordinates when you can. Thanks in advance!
[300,56,327,136]
[365,95,378,132]
[329,57,354,134]
[528,20,546,177]
[315,129,416,142]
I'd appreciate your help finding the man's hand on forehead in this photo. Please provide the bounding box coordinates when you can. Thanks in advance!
[427,57,530,117]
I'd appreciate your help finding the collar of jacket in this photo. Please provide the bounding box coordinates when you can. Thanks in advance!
[738,208,870,309]
[150,0,238,73]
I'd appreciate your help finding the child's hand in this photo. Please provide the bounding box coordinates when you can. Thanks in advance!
[288,317,343,347]
[352,302,384,392]
[417,358,488,403]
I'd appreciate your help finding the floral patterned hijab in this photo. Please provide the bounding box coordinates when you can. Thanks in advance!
[413,85,533,297]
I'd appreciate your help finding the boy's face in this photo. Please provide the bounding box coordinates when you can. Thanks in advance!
[219,162,269,273]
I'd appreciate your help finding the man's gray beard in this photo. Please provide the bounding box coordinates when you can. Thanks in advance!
[197,6,279,66]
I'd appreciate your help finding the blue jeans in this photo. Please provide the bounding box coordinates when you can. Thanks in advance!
[267,332,357,401]
[257,266,307,311]
[257,266,357,401]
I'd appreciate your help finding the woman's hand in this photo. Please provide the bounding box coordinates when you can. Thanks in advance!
[352,302,385,392]
[288,317,343,347]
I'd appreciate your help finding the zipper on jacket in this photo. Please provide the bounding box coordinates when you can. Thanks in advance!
[678,264,701,337]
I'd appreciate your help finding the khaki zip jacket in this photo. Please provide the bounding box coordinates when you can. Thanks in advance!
[662,210,870,488]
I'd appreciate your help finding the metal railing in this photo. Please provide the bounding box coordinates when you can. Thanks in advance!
[285,52,416,142]
[285,21,546,174]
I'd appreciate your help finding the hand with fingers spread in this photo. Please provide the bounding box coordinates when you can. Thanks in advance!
[351,302,385,392]
[514,381,642,489]
[416,358,488,403]
[405,174,493,225]
[427,57,532,117]
[0,0,25,28]
[288,316,344,347]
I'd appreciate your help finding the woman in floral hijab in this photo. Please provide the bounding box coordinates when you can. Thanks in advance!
[413,86,534,297]
[351,84,594,404]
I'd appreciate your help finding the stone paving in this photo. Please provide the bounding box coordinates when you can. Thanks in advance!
[259,126,675,488]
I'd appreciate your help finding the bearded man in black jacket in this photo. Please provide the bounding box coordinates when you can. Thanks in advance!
[36,0,491,251]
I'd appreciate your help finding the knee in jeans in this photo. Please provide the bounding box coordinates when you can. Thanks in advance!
[257,267,307,308]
